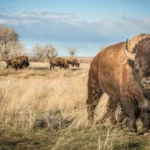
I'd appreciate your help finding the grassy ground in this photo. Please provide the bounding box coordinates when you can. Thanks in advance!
[0,62,150,150]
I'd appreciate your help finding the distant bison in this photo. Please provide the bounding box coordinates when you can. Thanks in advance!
[49,57,69,70]
[86,34,150,133]
[65,57,80,68]
[14,56,30,68]
[11,59,22,70]
[5,56,30,70]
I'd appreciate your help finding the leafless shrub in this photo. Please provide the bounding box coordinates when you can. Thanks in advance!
[33,44,58,62]
[1,41,24,59]
[69,48,77,57]
[0,25,19,44]
[0,25,24,60]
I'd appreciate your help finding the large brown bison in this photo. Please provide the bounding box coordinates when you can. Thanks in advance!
[65,57,80,67]
[86,33,150,133]
[49,57,69,70]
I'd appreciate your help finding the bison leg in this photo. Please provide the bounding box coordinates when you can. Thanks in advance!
[120,98,139,132]
[106,97,118,125]
[15,66,18,70]
[100,97,118,125]
[20,64,23,69]
[60,65,63,69]
[50,64,53,70]
[115,104,127,127]
[140,109,150,133]
[86,71,103,123]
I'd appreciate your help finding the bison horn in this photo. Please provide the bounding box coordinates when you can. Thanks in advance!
[124,39,135,61]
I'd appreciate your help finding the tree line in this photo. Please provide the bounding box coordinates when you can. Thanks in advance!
[0,25,77,61]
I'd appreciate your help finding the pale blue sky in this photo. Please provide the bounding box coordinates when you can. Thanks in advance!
[0,0,150,56]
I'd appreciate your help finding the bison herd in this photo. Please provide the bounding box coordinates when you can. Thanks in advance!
[4,56,80,70]
[87,33,150,134]
[49,57,80,70]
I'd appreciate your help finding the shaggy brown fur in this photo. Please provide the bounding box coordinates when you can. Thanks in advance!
[65,57,80,67]
[5,59,13,68]
[5,56,30,69]
[10,59,22,70]
[49,57,69,70]
[14,56,30,68]
[86,33,150,133]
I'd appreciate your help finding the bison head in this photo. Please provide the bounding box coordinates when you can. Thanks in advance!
[125,38,150,99]
[125,38,150,132]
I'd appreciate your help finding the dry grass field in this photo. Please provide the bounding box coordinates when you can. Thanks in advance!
[0,61,150,150]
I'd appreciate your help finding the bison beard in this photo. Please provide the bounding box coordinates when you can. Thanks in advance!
[86,33,150,133]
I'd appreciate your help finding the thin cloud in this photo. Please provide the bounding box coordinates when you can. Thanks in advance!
[0,10,150,43]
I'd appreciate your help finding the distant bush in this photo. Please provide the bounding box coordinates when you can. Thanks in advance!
[68,48,77,57]
[0,25,24,60]
[0,25,19,44]
[33,44,58,62]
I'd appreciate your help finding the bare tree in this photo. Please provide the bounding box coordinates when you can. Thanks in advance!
[0,25,23,60]
[0,25,19,44]
[69,48,77,57]
[44,44,58,58]
[33,44,58,61]
[1,41,24,59]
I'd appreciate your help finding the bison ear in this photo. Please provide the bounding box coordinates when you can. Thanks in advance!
[124,39,135,61]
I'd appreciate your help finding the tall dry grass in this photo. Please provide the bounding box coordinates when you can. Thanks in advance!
[0,62,148,150]
[0,62,108,131]
[97,129,115,150]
